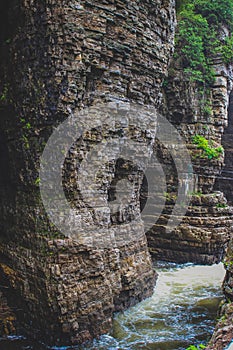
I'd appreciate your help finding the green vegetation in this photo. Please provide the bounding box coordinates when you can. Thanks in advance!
[194,0,233,29]
[189,190,203,196]
[186,344,206,350]
[177,0,233,85]
[192,134,224,159]
[224,260,233,268]
[202,100,212,117]
[34,177,40,186]
[0,85,9,102]
[20,118,32,130]
[19,118,32,150]
[21,135,30,150]
[216,202,227,208]
[220,36,233,64]
[164,191,177,202]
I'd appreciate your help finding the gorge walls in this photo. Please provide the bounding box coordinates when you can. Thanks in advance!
[0,0,233,346]
[215,90,233,204]
[0,0,176,344]
[146,31,233,264]
[206,239,233,350]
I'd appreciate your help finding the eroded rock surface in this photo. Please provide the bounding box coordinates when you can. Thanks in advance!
[0,0,232,346]
[146,42,233,264]
[0,0,175,344]
[206,240,233,350]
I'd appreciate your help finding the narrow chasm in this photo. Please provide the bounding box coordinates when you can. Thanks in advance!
[0,0,233,349]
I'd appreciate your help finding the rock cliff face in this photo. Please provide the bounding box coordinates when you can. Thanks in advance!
[206,239,233,350]
[215,90,233,204]
[0,0,176,344]
[146,38,233,264]
[0,0,232,346]
[207,90,233,350]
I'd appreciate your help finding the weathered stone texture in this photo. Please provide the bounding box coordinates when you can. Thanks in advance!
[206,302,233,350]
[215,90,233,204]
[0,290,16,336]
[206,240,233,350]
[0,0,232,346]
[0,0,175,344]
[146,47,233,264]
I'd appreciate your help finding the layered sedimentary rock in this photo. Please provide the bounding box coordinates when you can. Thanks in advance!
[146,46,233,264]
[0,0,176,344]
[1,0,233,346]
[206,239,233,350]
[0,291,16,336]
[215,90,233,204]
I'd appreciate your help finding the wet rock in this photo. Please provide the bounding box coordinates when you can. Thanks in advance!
[206,302,233,350]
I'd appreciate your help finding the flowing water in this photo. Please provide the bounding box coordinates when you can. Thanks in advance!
[0,262,225,350]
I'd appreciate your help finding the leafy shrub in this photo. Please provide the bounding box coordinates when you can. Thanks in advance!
[186,344,206,350]
[176,0,233,86]
[220,35,233,64]
[202,101,213,117]
[177,5,215,85]
[194,0,233,30]
[192,135,224,159]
